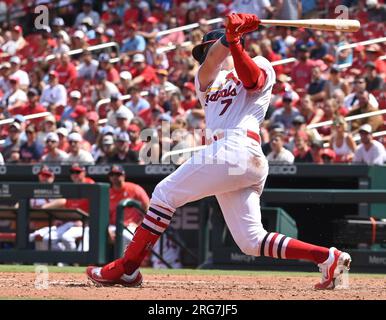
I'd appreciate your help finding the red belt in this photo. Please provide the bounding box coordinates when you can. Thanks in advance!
[210,129,261,145]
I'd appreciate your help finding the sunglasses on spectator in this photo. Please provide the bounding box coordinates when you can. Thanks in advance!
[70,171,82,175]
[108,172,123,177]
[46,140,57,144]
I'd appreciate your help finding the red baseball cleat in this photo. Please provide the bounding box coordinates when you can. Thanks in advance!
[315,247,351,290]
[86,265,143,287]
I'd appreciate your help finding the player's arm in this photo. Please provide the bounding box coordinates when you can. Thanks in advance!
[225,13,267,91]
[197,40,230,91]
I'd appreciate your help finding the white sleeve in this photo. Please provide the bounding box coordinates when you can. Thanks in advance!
[56,85,67,106]
[252,56,276,90]
[194,69,207,108]
[40,87,50,106]
[373,144,386,165]
[0,152,4,165]
[353,148,363,163]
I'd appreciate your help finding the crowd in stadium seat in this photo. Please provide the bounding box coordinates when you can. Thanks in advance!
[0,0,384,166]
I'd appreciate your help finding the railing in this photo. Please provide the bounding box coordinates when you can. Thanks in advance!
[44,42,120,62]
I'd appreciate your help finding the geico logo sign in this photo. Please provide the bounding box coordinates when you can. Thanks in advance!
[32,165,61,175]
[145,165,176,175]
[269,165,297,175]
[0,166,7,175]
[88,166,111,175]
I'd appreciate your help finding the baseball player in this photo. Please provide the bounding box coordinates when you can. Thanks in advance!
[87,13,351,290]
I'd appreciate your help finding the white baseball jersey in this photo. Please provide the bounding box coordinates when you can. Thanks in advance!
[194,56,276,134]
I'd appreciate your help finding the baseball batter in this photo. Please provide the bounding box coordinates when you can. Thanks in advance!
[87,13,351,290]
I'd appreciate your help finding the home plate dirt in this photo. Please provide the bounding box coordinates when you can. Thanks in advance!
[0,272,385,300]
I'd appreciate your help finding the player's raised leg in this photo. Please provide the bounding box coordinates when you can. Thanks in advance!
[216,187,351,290]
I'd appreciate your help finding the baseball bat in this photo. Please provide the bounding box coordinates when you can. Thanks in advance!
[259,19,360,32]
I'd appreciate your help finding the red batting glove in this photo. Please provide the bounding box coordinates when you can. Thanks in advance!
[225,13,261,43]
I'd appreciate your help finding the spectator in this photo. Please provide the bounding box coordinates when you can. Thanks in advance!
[70,105,89,134]
[366,0,386,23]
[120,23,146,56]
[84,111,100,145]
[56,127,70,152]
[307,66,326,102]
[42,132,69,164]
[106,93,133,127]
[231,0,274,18]
[266,132,295,164]
[91,70,120,104]
[77,50,99,80]
[310,31,329,60]
[127,123,144,161]
[269,91,300,131]
[320,148,336,164]
[324,67,350,99]
[98,53,120,84]
[353,124,385,165]
[159,17,185,46]
[344,76,379,110]
[2,75,27,112]
[19,124,44,163]
[108,132,139,164]
[74,0,100,27]
[347,90,384,133]
[0,62,11,95]
[364,44,386,78]
[37,115,57,145]
[66,132,95,165]
[294,131,313,162]
[52,17,70,44]
[309,139,325,164]
[156,69,180,94]
[125,86,150,115]
[365,62,384,92]
[115,108,134,135]
[128,53,158,89]
[11,88,46,128]
[95,134,115,164]
[55,53,77,87]
[168,93,185,121]
[1,122,22,162]
[299,95,324,125]
[181,82,197,111]
[62,90,82,122]
[274,0,301,20]
[330,116,356,163]
[118,70,133,94]
[9,55,29,90]
[290,44,315,92]
[107,165,149,248]
[40,70,67,114]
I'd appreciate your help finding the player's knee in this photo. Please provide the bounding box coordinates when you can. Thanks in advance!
[238,229,268,257]
[151,182,177,212]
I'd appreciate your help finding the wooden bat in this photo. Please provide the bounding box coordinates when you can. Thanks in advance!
[259,19,360,33]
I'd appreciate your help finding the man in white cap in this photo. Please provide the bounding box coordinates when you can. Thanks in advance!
[106,92,133,127]
[128,53,158,89]
[114,108,134,135]
[366,0,386,23]
[353,124,385,165]
[66,132,94,165]
[42,132,69,164]
[9,55,29,90]
[62,90,82,122]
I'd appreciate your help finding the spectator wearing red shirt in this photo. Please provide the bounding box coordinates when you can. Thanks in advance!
[98,53,120,84]
[299,95,324,125]
[55,53,77,87]
[10,88,46,127]
[181,82,198,111]
[168,93,186,121]
[293,131,313,163]
[129,53,159,90]
[260,39,283,76]
[107,165,150,246]
[290,45,315,93]
[365,44,386,77]
[128,123,144,160]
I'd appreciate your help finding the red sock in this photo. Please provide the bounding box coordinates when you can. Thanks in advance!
[122,225,160,274]
[259,232,329,264]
